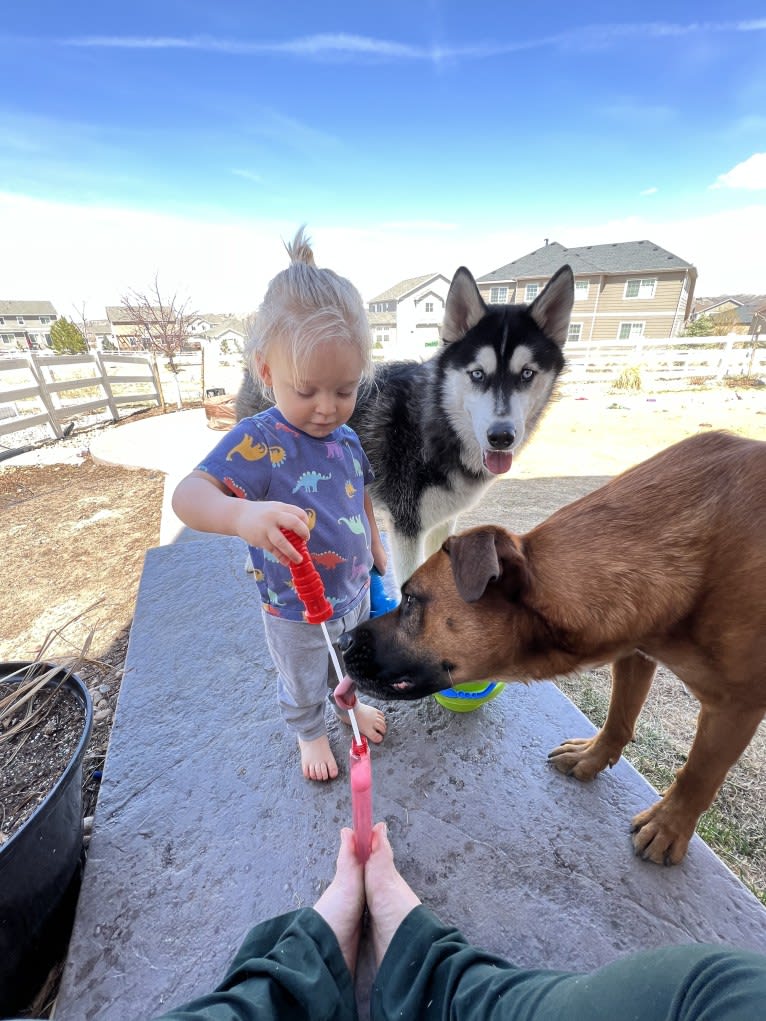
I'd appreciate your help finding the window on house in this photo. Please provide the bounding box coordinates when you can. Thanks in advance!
[17,316,25,325]
[425,302,434,313]
[39,317,50,325]
[490,287,508,303]
[624,278,656,299]
[618,322,645,340]
[525,284,539,302]
[0,317,5,325]
[567,323,582,342]
[574,281,589,301]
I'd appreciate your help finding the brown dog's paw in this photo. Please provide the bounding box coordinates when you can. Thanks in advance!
[630,801,694,866]
[547,735,618,781]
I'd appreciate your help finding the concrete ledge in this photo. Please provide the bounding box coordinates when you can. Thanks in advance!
[56,537,766,1019]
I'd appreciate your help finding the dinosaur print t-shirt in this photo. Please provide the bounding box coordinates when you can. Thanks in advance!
[197,407,374,622]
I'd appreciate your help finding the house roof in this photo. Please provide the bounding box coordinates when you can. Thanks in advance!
[203,319,246,340]
[0,300,57,316]
[368,273,442,304]
[106,306,130,323]
[367,312,396,328]
[694,295,766,323]
[85,319,112,333]
[478,240,695,283]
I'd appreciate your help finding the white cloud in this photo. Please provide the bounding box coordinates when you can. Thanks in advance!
[1,192,764,317]
[231,169,263,183]
[711,152,766,190]
[640,187,659,196]
[59,19,766,63]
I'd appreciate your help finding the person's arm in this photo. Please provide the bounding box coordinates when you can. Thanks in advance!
[365,823,766,1020]
[153,907,358,1021]
[364,489,387,575]
[172,471,309,566]
[374,911,766,1021]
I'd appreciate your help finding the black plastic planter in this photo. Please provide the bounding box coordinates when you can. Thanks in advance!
[0,662,93,1016]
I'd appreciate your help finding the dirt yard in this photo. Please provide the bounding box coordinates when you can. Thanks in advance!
[1,380,765,964]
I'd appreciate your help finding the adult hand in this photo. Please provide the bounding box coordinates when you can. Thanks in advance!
[313,827,366,976]
[364,822,421,967]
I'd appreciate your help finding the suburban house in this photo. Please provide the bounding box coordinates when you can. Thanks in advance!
[0,300,58,352]
[691,295,766,335]
[105,306,143,349]
[188,313,246,353]
[367,273,451,358]
[83,319,117,350]
[477,240,697,342]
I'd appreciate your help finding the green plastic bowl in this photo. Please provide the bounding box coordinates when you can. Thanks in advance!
[433,680,506,713]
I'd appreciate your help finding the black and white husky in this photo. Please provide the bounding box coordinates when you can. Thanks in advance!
[236,264,574,586]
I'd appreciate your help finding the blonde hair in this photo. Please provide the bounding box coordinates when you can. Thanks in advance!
[247,226,372,393]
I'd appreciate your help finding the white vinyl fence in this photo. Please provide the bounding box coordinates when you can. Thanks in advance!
[562,334,765,384]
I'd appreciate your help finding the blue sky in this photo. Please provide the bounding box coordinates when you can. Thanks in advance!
[2,2,765,316]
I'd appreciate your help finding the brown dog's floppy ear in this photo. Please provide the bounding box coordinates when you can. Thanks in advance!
[443,530,500,602]
[444,528,528,603]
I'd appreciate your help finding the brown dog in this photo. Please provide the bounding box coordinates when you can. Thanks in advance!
[339,431,766,865]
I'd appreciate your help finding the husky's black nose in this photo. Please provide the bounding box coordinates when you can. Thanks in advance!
[487,423,515,449]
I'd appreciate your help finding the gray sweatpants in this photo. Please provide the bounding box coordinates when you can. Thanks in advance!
[260,594,370,741]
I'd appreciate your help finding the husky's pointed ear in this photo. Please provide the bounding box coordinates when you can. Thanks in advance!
[441,267,487,343]
[443,527,528,603]
[529,265,574,348]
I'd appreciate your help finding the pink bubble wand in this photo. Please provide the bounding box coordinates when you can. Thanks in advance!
[281,530,372,861]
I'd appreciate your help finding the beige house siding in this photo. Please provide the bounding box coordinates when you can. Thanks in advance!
[587,315,679,341]
[486,272,692,342]
[477,240,696,342]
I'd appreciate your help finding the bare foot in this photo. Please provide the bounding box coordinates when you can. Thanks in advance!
[365,822,421,967]
[299,734,339,781]
[314,828,366,975]
[343,701,387,744]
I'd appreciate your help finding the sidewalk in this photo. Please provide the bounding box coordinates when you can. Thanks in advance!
[89,408,215,475]
[89,409,220,544]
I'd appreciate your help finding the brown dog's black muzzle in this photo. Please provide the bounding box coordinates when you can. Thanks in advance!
[338,622,449,701]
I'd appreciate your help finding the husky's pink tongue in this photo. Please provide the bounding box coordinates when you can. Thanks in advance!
[483,451,513,475]
[334,674,358,711]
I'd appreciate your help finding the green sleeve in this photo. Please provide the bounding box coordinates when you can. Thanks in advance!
[155,907,357,1021]
[371,905,766,1021]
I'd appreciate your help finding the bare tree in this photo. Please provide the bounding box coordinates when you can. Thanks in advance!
[120,276,197,409]
[72,301,92,350]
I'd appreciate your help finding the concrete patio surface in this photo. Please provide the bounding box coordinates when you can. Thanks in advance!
[55,535,766,1020]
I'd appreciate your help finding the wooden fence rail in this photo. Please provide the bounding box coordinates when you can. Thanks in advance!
[0,352,162,441]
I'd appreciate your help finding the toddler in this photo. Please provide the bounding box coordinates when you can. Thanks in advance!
[172,227,387,781]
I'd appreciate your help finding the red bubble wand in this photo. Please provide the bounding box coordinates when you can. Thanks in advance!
[281,529,372,862]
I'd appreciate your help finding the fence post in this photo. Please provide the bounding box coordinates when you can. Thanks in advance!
[716,334,737,381]
[151,353,167,412]
[27,353,64,439]
[95,352,121,422]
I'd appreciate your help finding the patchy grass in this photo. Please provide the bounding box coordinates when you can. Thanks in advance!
[612,365,643,390]
[555,665,766,905]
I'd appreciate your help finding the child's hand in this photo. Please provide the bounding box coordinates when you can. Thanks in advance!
[232,501,310,565]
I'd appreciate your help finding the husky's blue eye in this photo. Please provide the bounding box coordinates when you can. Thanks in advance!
[520,367,535,382]
[469,368,485,383]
